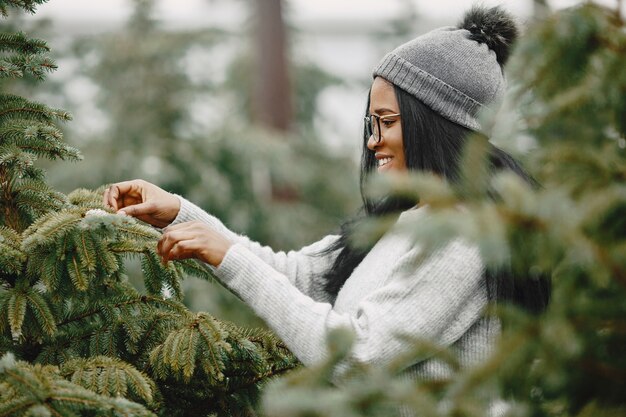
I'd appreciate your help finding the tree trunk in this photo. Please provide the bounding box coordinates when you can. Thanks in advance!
[252,0,292,132]
[532,0,550,20]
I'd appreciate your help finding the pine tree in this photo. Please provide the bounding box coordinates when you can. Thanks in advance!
[45,0,357,325]
[0,2,298,416]
[259,3,626,416]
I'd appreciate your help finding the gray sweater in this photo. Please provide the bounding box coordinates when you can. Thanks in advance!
[172,196,498,381]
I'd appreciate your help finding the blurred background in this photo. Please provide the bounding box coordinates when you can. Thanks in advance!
[5,0,622,324]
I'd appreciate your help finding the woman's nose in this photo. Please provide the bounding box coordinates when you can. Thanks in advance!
[366,134,379,151]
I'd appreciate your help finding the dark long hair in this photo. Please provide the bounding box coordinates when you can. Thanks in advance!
[321,84,550,313]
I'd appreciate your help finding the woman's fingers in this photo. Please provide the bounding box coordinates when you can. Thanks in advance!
[103,180,180,228]
[157,221,231,266]
[102,187,111,209]
[166,239,200,262]
[158,225,198,261]
[104,180,143,210]
[119,201,156,218]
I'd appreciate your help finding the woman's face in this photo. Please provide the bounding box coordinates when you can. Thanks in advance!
[367,77,407,173]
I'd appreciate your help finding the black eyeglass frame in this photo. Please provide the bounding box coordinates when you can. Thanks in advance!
[364,113,401,143]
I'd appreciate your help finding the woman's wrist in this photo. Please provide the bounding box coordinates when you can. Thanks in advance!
[166,194,184,225]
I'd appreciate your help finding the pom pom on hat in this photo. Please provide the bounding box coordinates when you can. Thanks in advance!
[459,5,519,65]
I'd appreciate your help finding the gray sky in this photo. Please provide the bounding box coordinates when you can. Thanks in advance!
[28,0,624,32]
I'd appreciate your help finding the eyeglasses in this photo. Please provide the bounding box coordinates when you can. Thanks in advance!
[364,113,401,143]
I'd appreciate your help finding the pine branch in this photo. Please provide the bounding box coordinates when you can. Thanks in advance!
[216,325,299,395]
[0,59,21,78]
[31,251,64,292]
[0,121,82,161]
[0,144,36,177]
[56,295,189,328]
[221,364,296,398]
[22,289,55,336]
[14,180,67,220]
[140,252,166,298]
[73,230,96,273]
[51,379,156,417]
[586,238,626,289]
[0,94,70,126]
[60,356,156,405]
[35,329,94,366]
[0,278,56,342]
[91,237,121,279]
[130,311,181,361]
[2,53,56,80]
[21,209,141,291]
[148,312,230,384]
[18,205,190,299]
[0,227,24,276]
[6,286,26,340]
[113,222,161,241]
[67,255,88,292]
[173,258,215,282]
[90,326,119,358]
[0,32,48,55]
[0,1,49,18]
[141,251,182,300]
[0,397,37,417]
[108,240,152,254]
[21,209,83,252]
[67,187,108,208]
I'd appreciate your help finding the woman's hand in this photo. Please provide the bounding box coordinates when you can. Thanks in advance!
[157,221,232,267]
[103,179,180,228]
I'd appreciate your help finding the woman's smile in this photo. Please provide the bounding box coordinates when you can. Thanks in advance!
[376,154,394,170]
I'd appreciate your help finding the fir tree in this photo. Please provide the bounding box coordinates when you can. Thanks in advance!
[0,2,298,416]
[4,2,625,417]
[53,0,358,323]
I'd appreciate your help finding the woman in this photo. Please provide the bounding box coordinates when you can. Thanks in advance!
[103,6,549,382]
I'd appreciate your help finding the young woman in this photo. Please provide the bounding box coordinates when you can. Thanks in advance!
[103,6,549,382]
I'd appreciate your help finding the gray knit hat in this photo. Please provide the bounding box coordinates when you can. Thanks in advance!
[373,6,518,132]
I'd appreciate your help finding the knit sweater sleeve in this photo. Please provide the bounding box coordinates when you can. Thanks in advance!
[170,195,339,301]
[214,237,486,372]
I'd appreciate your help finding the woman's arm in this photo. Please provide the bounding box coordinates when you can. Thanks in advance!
[211,238,488,373]
[159,203,490,375]
[104,180,339,302]
[170,196,340,301]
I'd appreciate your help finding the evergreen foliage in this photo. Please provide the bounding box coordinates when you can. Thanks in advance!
[3,1,624,416]
[0,2,299,416]
[0,352,155,417]
[45,0,359,324]
[0,0,47,18]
